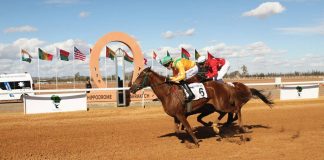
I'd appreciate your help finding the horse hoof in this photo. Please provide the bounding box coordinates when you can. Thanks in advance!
[213,126,220,134]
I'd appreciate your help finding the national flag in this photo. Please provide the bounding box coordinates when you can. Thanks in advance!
[38,48,53,61]
[207,51,214,59]
[106,46,115,60]
[181,48,190,59]
[21,49,32,63]
[122,49,133,63]
[57,48,70,61]
[167,51,170,56]
[74,47,86,61]
[195,49,201,60]
[152,51,157,60]
[144,58,147,65]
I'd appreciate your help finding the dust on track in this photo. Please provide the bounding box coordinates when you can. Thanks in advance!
[0,99,324,160]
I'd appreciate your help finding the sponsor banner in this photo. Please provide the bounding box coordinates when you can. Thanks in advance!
[130,90,157,101]
[24,93,87,114]
[87,91,116,102]
[86,90,157,102]
[280,84,319,100]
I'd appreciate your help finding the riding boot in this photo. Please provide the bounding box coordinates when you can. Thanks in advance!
[180,81,195,102]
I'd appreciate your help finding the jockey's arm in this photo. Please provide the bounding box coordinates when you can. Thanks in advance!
[170,62,186,82]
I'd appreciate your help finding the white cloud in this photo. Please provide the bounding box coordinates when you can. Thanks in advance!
[4,25,38,33]
[242,2,286,19]
[162,31,175,39]
[162,28,196,39]
[79,11,90,18]
[276,23,324,35]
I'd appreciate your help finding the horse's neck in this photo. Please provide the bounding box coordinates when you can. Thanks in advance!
[148,72,170,100]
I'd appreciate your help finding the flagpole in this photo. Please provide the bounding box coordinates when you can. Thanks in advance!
[73,48,75,89]
[37,48,40,91]
[105,56,107,87]
[55,48,58,90]
[151,52,154,70]
[89,51,91,83]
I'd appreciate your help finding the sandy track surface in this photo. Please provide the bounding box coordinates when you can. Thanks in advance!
[0,99,324,160]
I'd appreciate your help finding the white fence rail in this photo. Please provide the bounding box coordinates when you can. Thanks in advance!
[0,81,323,95]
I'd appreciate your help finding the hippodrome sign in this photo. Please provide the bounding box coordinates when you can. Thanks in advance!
[89,32,144,88]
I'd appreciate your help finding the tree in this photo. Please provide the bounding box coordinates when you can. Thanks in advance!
[241,65,248,77]
[75,72,80,81]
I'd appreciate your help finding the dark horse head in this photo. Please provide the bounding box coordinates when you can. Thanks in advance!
[129,67,152,94]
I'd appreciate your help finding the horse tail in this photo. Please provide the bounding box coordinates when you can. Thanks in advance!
[250,88,274,108]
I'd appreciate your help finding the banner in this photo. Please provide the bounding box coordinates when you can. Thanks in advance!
[24,93,87,114]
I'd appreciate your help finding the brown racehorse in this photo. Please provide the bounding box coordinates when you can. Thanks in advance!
[130,67,273,147]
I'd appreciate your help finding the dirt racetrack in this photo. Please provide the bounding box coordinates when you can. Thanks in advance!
[1,98,324,160]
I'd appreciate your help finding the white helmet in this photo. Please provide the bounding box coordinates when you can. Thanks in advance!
[196,56,206,64]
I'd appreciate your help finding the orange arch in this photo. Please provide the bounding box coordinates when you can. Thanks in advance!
[89,32,144,88]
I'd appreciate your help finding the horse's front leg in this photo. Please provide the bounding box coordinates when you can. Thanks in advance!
[176,114,200,147]
[173,117,181,133]
[197,110,214,127]
[237,109,247,133]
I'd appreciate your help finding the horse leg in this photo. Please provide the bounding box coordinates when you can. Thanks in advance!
[197,109,214,127]
[212,112,226,134]
[237,109,247,133]
[176,114,200,147]
[173,117,181,133]
[225,113,237,125]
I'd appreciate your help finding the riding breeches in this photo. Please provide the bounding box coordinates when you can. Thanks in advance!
[185,65,198,80]
[214,60,230,81]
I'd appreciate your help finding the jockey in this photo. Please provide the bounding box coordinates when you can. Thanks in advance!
[196,56,230,82]
[161,55,198,102]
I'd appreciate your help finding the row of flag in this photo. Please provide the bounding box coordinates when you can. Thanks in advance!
[151,47,216,61]
[21,46,132,63]
[21,47,88,63]
[21,46,216,65]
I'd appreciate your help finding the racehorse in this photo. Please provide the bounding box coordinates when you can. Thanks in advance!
[129,67,273,147]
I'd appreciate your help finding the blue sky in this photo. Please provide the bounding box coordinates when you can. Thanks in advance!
[0,0,323,78]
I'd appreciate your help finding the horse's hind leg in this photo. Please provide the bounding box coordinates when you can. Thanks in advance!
[212,112,226,134]
[176,114,200,147]
[237,109,247,133]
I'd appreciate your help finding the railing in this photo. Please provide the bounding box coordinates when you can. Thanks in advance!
[0,81,323,95]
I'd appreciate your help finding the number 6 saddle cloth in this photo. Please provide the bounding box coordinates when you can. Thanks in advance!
[183,83,208,100]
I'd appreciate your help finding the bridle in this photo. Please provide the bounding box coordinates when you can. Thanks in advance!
[131,71,168,92]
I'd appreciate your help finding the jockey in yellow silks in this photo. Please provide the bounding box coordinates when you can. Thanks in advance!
[161,55,198,101]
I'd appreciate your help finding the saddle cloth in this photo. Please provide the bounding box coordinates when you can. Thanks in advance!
[183,83,208,100]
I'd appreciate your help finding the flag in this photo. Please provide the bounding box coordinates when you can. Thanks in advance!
[74,47,86,61]
[144,58,147,65]
[207,51,214,59]
[152,51,157,60]
[106,46,115,60]
[167,51,170,56]
[57,48,70,61]
[181,48,190,59]
[122,49,133,63]
[195,49,201,60]
[21,49,32,63]
[38,48,53,61]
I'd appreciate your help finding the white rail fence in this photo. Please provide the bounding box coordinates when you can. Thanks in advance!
[1,81,323,95]
[1,81,324,107]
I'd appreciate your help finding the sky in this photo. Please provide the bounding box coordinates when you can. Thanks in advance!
[0,0,324,78]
